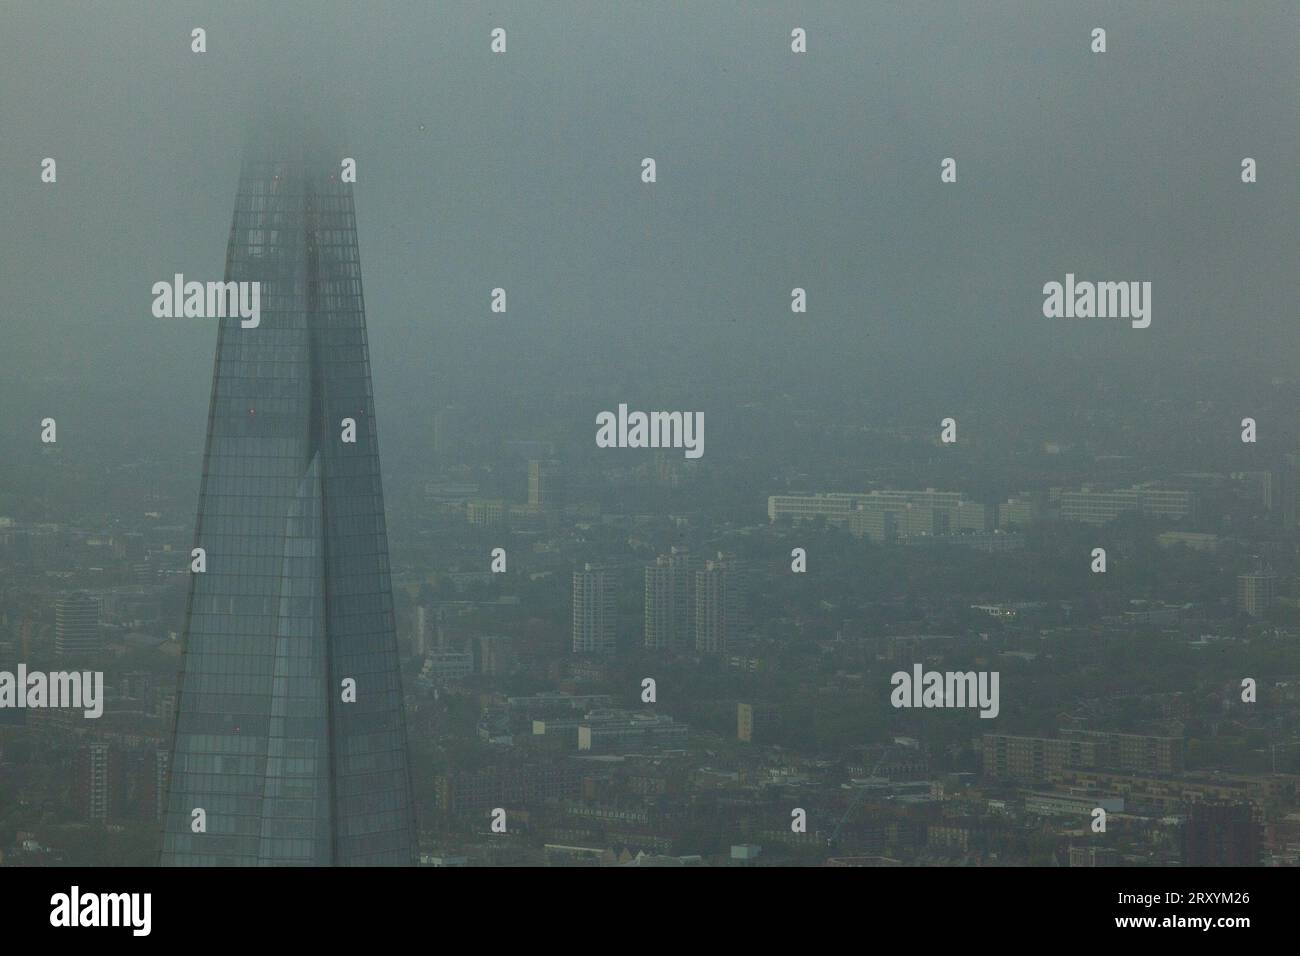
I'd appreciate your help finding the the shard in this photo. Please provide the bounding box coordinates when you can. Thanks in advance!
[161,133,417,865]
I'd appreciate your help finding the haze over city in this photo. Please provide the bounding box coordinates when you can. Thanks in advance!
[1,1,1298,874]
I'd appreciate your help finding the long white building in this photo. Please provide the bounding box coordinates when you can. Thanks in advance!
[1054,486,1194,525]
[767,490,992,541]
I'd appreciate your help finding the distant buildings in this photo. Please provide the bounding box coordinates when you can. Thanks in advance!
[982,729,1184,782]
[997,494,1042,528]
[1230,470,1274,511]
[477,635,516,676]
[769,484,1196,536]
[1281,452,1300,530]
[1048,769,1293,816]
[643,548,744,654]
[695,555,735,654]
[903,530,1023,553]
[1024,792,1124,818]
[1067,728,1187,774]
[768,490,991,541]
[644,547,695,650]
[1183,802,1261,866]
[55,593,100,657]
[466,497,550,530]
[1157,531,1218,552]
[528,459,567,511]
[1237,568,1278,618]
[738,702,780,743]
[577,710,687,753]
[573,564,616,654]
[434,762,585,814]
[74,743,167,823]
[512,693,616,746]
[1069,846,1120,867]
[76,743,112,821]
[467,499,507,527]
[420,647,475,684]
[412,605,431,657]
[1054,485,1194,525]
[508,692,614,718]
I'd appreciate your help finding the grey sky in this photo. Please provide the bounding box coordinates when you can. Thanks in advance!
[2,1,1297,465]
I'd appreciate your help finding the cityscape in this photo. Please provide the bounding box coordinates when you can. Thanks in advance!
[3,355,1299,866]
[1,2,1298,882]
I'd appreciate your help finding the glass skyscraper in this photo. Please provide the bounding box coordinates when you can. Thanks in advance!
[161,137,417,865]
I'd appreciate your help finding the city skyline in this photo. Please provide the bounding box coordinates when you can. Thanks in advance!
[1,1,1297,887]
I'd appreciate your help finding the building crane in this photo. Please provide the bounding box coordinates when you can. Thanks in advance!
[827,748,892,848]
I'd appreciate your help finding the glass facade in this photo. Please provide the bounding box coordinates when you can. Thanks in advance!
[161,143,417,865]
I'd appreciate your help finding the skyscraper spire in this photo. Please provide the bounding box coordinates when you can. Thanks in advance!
[161,135,416,866]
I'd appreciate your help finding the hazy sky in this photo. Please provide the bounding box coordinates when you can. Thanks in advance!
[2,1,1297,466]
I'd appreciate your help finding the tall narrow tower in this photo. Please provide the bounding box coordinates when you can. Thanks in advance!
[161,139,417,865]
[572,564,616,655]
[644,546,694,650]
[694,554,733,655]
